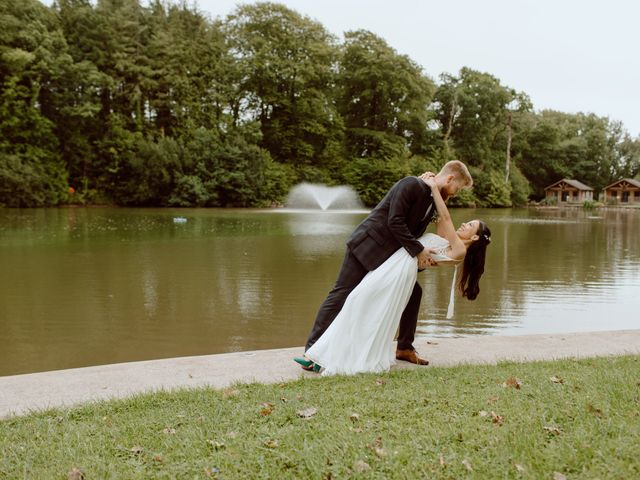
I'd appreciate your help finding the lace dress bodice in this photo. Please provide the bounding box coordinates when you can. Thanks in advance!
[419,233,453,261]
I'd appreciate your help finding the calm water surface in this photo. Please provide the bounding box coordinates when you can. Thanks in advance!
[1,207,638,376]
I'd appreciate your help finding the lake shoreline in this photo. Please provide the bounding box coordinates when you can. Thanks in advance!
[2,329,639,419]
[3,202,640,211]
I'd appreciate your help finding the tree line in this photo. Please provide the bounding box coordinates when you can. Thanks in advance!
[1,0,639,208]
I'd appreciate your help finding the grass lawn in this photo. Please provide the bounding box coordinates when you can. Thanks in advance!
[1,355,639,479]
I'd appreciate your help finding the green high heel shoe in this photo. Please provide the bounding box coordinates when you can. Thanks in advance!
[293,356,314,370]
[293,357,322,372]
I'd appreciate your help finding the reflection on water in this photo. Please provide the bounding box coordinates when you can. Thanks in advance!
[0,207,638,376]
[283,210,364,256]
[417,208,640,336]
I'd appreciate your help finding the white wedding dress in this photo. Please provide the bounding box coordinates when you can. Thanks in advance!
[306,233,455,376]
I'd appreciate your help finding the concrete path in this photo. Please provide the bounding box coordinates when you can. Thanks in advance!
[1,329,639,419]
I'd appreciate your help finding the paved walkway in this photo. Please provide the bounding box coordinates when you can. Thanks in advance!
[1,330,639,419]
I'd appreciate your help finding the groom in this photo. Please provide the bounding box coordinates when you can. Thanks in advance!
[300,160,473,368]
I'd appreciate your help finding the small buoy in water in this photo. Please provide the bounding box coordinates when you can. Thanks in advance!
[173,217,187,224]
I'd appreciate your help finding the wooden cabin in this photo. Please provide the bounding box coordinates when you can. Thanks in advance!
[544,179,594,204]
[602,178,640,204]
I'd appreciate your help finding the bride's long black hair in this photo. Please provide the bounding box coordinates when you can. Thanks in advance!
[459,221,491,300]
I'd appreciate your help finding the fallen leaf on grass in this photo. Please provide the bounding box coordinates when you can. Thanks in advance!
[515,463,525,472]
[353,460,370,473]
[264,439,279,449]
[67,468,84,480]
[152,455,163,463]
[503,377,523,389]
[375,378,386,386]
[439,455,446,466]
[462,459,473,471]
[130,446,144,455]
[296,407,318,419]
[477,410,489,417]
[544,426,563,436]
[553,472,567,480]
[368,436,383,449]
[207,440,226,450]
[587,404,603,417]
[163,427,176,435]
[260,402,275,416]
[550,376,564,384]
[491,411,504,425]
[349,413,360,422]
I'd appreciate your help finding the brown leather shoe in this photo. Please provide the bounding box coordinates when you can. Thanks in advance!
[396,348,429,366]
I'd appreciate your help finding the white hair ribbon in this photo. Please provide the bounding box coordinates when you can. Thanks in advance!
[446,264,458,319]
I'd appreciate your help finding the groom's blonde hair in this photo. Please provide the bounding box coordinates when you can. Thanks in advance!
[439,160,473,188]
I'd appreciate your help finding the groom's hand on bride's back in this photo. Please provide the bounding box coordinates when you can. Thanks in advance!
[417,248,437,270]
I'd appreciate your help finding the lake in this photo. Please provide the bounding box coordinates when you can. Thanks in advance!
[0,207,638,376]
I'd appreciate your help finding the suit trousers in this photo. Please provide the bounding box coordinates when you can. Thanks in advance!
[304,247,422,352]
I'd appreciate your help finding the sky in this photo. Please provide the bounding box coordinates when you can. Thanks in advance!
[42,0,640,136]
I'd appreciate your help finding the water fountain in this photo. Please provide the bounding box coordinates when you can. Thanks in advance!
[283,183,365,255]
[285,183,364,210]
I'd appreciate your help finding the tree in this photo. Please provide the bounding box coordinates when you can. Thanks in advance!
[504,94,532,183]
[146,2,233,136]
[336,30,435,160]
[223,3,344,172]
[613,132,640,180]
[434,68,521,168]
[1,0,636,208]
[432,68,532,206]
[0,0,69,206]
[516,110,638,198]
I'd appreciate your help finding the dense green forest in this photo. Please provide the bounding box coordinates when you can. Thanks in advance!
[1,0,639,208]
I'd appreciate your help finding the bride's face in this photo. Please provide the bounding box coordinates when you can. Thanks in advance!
[456,220,480,241]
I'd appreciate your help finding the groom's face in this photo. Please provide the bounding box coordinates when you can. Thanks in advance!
[440,176,461,200]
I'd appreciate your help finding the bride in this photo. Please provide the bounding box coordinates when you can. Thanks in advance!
[302,174,492,376]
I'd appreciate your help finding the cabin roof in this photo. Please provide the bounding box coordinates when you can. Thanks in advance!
[602,178,640,190]
[544,179,594,191]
